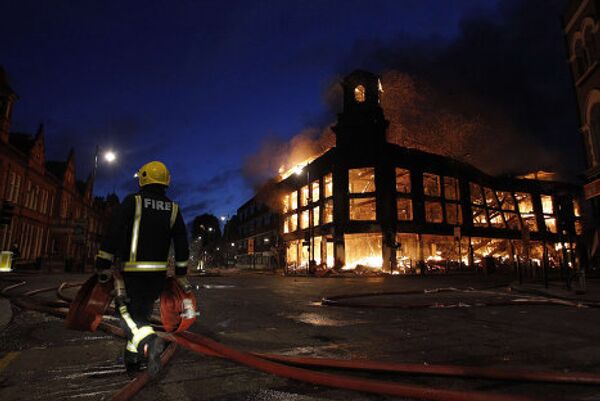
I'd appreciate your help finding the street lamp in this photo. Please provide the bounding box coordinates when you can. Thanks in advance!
[104,151,116,163]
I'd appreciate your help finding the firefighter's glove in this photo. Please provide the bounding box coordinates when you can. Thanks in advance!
[97,270,112,284]
[177,276,193,293]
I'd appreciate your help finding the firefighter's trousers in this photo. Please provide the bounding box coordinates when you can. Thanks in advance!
[118,272,166,354]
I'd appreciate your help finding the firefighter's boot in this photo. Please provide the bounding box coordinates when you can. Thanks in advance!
[124,345,141,378]
[143,334,165,377]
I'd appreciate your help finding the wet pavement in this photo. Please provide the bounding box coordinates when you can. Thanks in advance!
[2,272,600,400]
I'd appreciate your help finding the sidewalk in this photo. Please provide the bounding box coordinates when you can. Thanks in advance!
[510,277,600,303]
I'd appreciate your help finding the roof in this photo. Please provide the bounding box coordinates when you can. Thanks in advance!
[45,161,68,180]
[8,133,35,155]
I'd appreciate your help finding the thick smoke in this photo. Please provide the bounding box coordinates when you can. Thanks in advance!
[244,0,582,191]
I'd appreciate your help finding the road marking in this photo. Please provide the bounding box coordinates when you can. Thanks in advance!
[0,351,20,373]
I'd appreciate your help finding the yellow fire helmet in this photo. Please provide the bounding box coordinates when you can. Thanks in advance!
[136,161,171,187]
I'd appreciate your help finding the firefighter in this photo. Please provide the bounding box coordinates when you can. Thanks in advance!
[95,161,191,377]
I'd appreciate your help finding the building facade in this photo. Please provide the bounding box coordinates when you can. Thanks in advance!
[240,70,583,275]
[563,0,600,250]
[0,67,112,270]
[233,197,280,269]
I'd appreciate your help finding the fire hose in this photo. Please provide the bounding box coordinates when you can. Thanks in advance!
[321,286,594,309]
[3,280,600,401]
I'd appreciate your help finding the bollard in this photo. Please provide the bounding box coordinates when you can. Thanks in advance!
[0,251,13,272]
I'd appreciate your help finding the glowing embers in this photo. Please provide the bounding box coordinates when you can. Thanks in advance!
[422,235,470,273]
[395,233,419,274]
[349,198,376,220]
[343,233,383,270]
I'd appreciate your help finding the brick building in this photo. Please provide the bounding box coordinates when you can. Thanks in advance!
[236,70,582,275]
[233,197,280,269]
[563,0,600,260]
[0,67,113,270]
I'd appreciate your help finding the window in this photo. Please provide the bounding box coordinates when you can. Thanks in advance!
[300,210,310,229]
[573,198,582,217]
[488,210,506,228]
[515,192,537,232]
[496,191,516,211]
[283,216,290,233]
[504,212,521,230]
[311,181,320,202]
[425,201,443,223]
[423,173,441,197]
[541,195,553,214]
[484,188,499,209]
[313,206,320,226]
[290,191,298,210]
[324,173,333,198]
[324,200,333,224]
[349,198,376,220]
[344,233,383,268]
[573,198,583,235]
[354,85,366,102]
[541,195,557,233]
[290,214,298,232]
[444,177,459,200]
[470,183,484,205]
[349,168,375,193]
[515,192,534,213]
[301,185,309,207]
[395,168,411,193]
[472,207,488,227]
[445,204,462,225]
[283,194,289,213]
[397,199,413,221]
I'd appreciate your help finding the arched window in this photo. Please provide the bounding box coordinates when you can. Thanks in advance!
[354,85,366,103]
[589,103,600,167]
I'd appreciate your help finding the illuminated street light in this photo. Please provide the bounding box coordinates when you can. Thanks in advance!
[264,238,269,243]
[208,227,213,232]
[104,151,116,163]
[220,216,226,221]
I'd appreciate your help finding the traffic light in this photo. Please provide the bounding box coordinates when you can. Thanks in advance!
[0,201,15,225]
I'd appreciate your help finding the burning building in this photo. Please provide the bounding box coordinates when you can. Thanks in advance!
[238,70,582,274]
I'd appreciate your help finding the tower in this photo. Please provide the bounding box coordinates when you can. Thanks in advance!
[332,70,388,153]
[0,67,17,144]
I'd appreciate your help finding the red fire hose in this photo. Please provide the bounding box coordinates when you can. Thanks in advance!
[3,280,597,401]
[172,331,544,401]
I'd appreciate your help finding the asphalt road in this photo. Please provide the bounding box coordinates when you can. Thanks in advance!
[1,272,600,401]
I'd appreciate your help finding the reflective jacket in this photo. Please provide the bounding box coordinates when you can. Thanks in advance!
[96,185,189,276]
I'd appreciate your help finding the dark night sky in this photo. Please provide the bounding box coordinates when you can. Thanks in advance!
[0,0,582,220]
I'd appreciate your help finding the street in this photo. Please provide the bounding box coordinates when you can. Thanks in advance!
[1,272,600,400]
